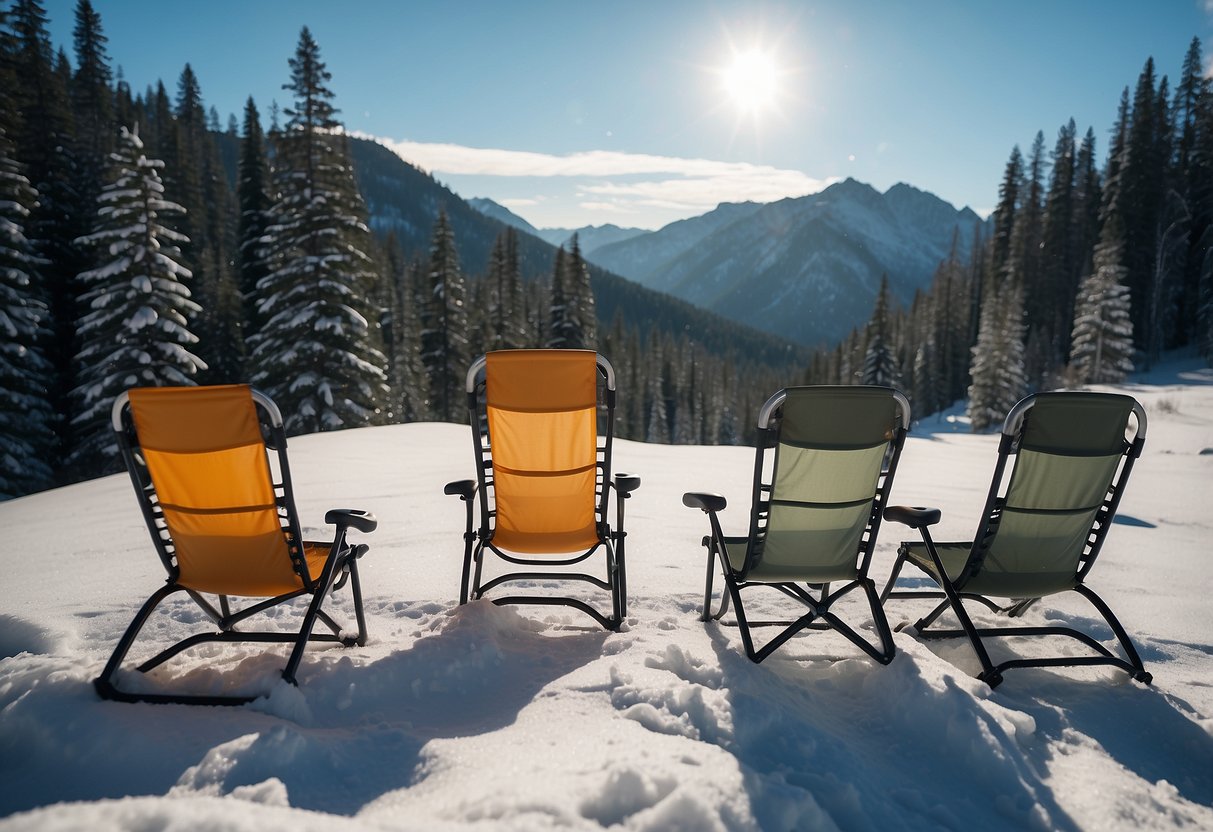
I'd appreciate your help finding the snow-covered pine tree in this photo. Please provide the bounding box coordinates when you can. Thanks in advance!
[1069,215,1135,384]
[69,125,206,476]
[0,124,55,498]
[967,281,1027,432]
[419,210,469,421]
[861,274,900,386]
[247,27,387,434]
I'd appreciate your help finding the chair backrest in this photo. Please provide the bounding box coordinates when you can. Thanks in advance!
[467,349,614,555]
[744,386,910,582]
[113,384,310,597]
[964,391,1146,596]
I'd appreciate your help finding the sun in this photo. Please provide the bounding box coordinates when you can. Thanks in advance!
[721,49,781,115]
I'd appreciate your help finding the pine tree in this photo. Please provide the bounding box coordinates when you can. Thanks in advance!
[69,0,113,219]
[861,274,900,386]
[564,233,597,349]
[989,146,1023,278]
[247,27,387,434]
[0,124,55,498]
[967,282,1027,432]
[546,245,569,348]
[419,210,469,421]
[1175,37,1212,344]
[173,64,244,383]
[11,0,85,472]
[237,97,273,334]
[379,234,424,421]
[70,125,205,476]
[1070,215,1135,384]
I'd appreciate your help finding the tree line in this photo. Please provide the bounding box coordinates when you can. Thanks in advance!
[802,39,1212,431]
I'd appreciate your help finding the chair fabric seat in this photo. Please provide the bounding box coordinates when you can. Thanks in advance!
[724,537,860,583]
[902,541,1079,598]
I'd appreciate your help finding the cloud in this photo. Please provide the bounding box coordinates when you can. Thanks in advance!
[364,133,830,215]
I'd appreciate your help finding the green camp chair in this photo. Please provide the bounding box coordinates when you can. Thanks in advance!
[881,391,1151,688]
[96,384,377,706]
[684,386,910,664]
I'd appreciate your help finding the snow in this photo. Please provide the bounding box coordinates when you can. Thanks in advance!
[1,357,1211,830]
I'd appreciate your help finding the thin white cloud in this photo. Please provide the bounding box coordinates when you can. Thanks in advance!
[364,133,826,202]
[358,133,833,226]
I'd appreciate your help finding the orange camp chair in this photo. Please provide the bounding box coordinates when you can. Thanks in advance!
[446,350,640,630]
[95,384,377,705]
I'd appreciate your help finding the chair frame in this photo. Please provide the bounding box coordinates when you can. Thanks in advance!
[446,352,639,631]
[881,393,1152,688]
[686,386,911,664]
[95,387,376,706]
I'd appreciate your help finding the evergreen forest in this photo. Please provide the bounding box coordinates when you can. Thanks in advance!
[1,0,1210,499]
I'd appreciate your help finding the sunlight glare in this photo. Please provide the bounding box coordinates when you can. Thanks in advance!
[722,49,780,114]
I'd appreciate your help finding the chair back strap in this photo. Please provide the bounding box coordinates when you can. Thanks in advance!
[484,350,601,554]
[752,386,904,581]
[974,392,1137,595]
[127,385,303,596]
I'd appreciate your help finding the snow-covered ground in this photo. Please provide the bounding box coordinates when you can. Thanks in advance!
[1,357,1210,831]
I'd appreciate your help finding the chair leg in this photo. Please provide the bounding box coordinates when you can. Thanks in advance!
[1073,584,1151,683]
[701,541,731,621]
[282,537,350,686]
[879,545,909,602]
[94,583,183,700]
[347,555,368,647]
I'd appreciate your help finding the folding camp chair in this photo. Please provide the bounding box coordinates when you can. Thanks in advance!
[95,384,378,706]
[684,386,910,664]
[445,349,640,631]
[881,392,1151,688]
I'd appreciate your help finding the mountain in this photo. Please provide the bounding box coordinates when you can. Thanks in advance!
[587,179,986,346]
[467,197,540,235]
[534,224,648,255]
[467,197,647,255]
[588,201,765,285]
[342,138,805,367]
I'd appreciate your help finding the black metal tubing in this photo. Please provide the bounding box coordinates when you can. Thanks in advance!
[450,352,635,631]
[689,387,907,665]
[96,391,375,706]
[880,394,1151,689]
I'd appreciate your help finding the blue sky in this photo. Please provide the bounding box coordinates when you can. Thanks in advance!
[45,1,1213,230]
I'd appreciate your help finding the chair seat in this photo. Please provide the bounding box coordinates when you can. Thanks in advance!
[902,541,1078,598]
[723,537,859,583]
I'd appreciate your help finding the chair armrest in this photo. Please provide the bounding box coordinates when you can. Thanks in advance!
[883,505,941,529]
[683,491,727,513]
[325,508,378,534]
[444,479,477,499]
[614,472,641,495]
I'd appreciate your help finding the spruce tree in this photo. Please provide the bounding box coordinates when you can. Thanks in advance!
[419,210,469,421]
[861,274,900,386]
[546,245,569,348]
[11,0,84,471]
[379,233,424,421]
[236,96,273,333]
[1070,215,1135,384]
[564,234,597,349]
[247,27,387,434]
[0,124,55,498]
[70,125,205,476]
[967,282,1027,432]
